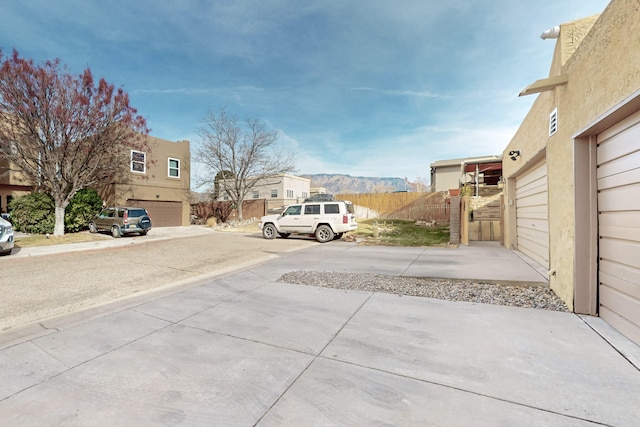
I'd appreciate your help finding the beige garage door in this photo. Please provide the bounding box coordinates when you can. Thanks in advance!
[515,161,549,269]
[127,200,183,227]
[597,113,640,345]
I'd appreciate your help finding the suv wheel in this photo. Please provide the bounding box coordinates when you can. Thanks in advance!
[262,223,277,239]
[111,225,122,238]
[315,225,334,243]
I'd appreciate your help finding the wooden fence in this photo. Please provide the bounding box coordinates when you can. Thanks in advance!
[337,192,449,222]
[191,199,267,224]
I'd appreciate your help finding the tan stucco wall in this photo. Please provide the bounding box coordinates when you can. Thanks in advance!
[503,0,640,310]
[103,136,192,226]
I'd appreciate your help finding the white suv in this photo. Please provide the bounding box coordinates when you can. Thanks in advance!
[259,200,357,243]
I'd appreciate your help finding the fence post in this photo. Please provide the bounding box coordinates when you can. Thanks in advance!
[449,195,461,245]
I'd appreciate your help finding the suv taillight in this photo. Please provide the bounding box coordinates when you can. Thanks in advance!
[343,214,348,224]
[123,211,129,224]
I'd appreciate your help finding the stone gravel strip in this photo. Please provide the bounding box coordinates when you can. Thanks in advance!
[277,271,569,312]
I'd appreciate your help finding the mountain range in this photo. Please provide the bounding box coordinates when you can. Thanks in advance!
[301,174,413,194]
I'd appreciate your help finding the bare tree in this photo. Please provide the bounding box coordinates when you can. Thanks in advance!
[197,108,295,220]
[0,50,148,236]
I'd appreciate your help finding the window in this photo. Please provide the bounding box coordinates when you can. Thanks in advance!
[324,204,340,214]
[284,205,301,215]
[252,191,259,199]
[168,158,180,178]
[302,192,308,199]
[549,108,558,136]
[131,150,146,173]
[271,189,278,198]
[304,204,320,214]
[287,189,294,198]
[223,193,229,201]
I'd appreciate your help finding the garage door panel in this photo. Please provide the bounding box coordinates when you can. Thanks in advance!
[597,183,640,211]
[517,226,549,247]
[516,163,547,188]
[517,237,549,266]
[599,238,640,270]
[127,200,182,227]
[516,161,549,270]
[599,286,640,329]
[598,306,640,347]
[599,211,640,241]
[597,151,640,181]
[599,270,640,300]
[597,168,640,191]
[516,192,548,209]
[516,205,548,220]
[597,121,640,163]
[597,117,640,345]
[516,217,549,234]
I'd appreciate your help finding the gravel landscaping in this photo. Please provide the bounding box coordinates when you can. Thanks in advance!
[278,271,569,312]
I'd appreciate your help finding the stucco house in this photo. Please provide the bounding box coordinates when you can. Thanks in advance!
[502,0,640,345]
[430,155,503,193]
[98,136,191,227]
[0,135,192,227]
[217,173,311,211]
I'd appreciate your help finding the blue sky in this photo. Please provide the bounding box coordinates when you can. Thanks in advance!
[0,0,609,188]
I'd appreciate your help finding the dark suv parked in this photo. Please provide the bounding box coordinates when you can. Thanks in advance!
[89,207,152,238]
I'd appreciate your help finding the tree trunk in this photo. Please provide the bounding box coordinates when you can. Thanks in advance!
[236,201,243,220]
[54,205,66,236]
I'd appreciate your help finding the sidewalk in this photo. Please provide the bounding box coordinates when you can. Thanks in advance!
[9,226,217,258]
[1,230,639,425]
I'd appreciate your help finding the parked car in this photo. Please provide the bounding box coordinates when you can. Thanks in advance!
[258,200,357,243]
[89,207,152,238]
[0,215,15,255]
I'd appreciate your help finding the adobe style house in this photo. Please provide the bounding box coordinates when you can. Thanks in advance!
[0,135,191,227]
[97,136,191,227]
[502,0,640,345]
[217,173,311,211]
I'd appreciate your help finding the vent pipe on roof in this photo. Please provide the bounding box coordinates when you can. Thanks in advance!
[540,26,560,39]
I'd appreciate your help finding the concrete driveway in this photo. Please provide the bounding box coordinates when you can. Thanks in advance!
[1,228,639,425]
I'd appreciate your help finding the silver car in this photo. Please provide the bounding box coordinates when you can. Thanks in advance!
[0,216,15,255]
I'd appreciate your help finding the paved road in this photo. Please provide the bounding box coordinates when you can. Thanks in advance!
[0,229,316,333]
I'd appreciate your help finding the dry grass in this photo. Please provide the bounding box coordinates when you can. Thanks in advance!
[14,231,110,248]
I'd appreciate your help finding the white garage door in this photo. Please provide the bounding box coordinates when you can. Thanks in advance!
[515,161,549,269]
[597,113,640,345]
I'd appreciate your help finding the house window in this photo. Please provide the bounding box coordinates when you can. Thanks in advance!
[287,189,294,198]
[302,192,308,199]
[168,158,180,178]
[549,108,558,136]
[131,150,146,173]
[271,189,278,198]
[223,193,229,201]
[252,191,259,199]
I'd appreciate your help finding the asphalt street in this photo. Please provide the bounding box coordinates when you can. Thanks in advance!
[0,228,316,333]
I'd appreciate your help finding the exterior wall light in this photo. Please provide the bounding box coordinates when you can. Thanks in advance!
[508,150,521,161]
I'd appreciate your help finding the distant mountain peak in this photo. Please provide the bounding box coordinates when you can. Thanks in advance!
[301,174,411,194]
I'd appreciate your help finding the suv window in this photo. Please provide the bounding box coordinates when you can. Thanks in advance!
[324,204,340,214]
[127,209,147,217]
[304,204,320,215]
[283,205,301,215]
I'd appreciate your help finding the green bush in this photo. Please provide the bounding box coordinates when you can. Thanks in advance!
[9,192,55,234]
[9,189,103,234]
[65,188,103,232]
